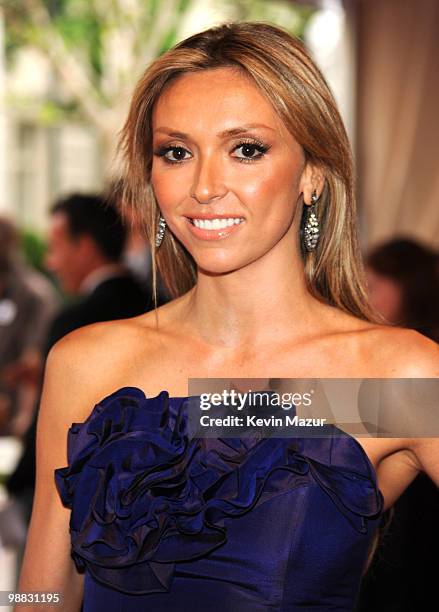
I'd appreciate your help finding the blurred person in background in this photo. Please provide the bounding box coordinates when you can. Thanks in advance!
[109,180,171,306]
[356,237,439,611]
[45,192,151,345]
[6,192,151,527]
[365,238,439,342]
[0,216,58,438]
[123,226,171,304]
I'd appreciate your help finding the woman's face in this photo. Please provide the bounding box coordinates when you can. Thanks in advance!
[151,67,311,273]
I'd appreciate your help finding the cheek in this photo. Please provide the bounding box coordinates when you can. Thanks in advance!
[235,161,300,218]
[60,242,81,268]
[48,244,63,266]
[369,278,403,320]
[151,163,189,210]
[60,243,72,261]
[383,283,403,311]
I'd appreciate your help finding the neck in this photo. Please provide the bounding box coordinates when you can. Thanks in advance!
[179,233,329,350]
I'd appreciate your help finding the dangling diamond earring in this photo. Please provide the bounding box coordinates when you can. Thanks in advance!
[155,215,166,248]
[302,190,320,252]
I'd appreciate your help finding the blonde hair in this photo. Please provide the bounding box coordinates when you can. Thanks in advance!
[118,21,382,325]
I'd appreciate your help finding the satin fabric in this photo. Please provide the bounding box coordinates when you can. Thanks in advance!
[54,387,384,611]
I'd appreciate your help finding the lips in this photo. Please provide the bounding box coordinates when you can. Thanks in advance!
[184,216,245,241]
[185,214,245,220]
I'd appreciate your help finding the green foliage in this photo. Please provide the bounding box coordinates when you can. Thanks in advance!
[52,3,104,78]
[4,0,315,83]
[223,0,317,39]
[4,1,105,80]
[19,226,47,272]
[3,0,196,120]
[2,0,317,155]
[38,99,79,125]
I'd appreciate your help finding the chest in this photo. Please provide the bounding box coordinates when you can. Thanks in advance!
[130,334,386,398]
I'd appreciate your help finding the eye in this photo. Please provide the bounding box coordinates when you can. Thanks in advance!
[232,140,269,162]
[154,145,192,164]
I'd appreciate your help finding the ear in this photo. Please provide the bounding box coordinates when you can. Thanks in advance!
[299,162,325,205]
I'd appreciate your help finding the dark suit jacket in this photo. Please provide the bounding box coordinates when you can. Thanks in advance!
[7,273,154,502]
[46,274,151,351]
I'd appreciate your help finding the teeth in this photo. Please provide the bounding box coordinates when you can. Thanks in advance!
[192,218,244,230]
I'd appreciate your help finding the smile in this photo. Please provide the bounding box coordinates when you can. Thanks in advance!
[185,216,246,241]
[190,217,245,230]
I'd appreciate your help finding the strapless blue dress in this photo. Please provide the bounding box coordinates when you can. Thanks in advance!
[54,387,384,611]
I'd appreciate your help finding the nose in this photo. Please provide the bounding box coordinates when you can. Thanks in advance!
[190,153,228,204]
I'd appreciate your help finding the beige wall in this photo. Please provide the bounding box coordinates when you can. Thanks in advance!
[355,0,439,250]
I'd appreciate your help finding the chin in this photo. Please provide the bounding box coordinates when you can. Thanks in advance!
[193,252,252,276]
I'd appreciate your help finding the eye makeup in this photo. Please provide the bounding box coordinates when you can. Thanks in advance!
[153,144,191,164]
[231,138,271,163]
[153,137,271,165]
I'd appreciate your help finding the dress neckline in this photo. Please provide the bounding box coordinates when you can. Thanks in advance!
[77,385,383,503]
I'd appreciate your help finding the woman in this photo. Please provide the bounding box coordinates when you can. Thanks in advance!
[17,22,438,612]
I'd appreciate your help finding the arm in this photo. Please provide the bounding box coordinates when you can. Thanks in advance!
[14,317,139,611]
[408,438,439,487]
[358,329,439,510]
[15,340,85,612]
[393,331,439,490]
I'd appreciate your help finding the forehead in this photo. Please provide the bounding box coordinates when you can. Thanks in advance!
[152,67,285,135]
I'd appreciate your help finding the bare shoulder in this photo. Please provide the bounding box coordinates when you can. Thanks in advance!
[359,325,439,376]
[44,295,189,411]
[50,317,132,364]
[44,314,162,420]
[49,299,184,361]
[310,306,439,377]
[48,315,149,364]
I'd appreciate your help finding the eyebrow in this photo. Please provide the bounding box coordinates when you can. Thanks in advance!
[154,123,276,138]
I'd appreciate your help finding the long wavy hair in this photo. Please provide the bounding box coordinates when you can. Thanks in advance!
[117,21,385,327]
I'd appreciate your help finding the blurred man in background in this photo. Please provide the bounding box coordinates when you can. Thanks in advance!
[45,192,151,345]
[6,192,151,526]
